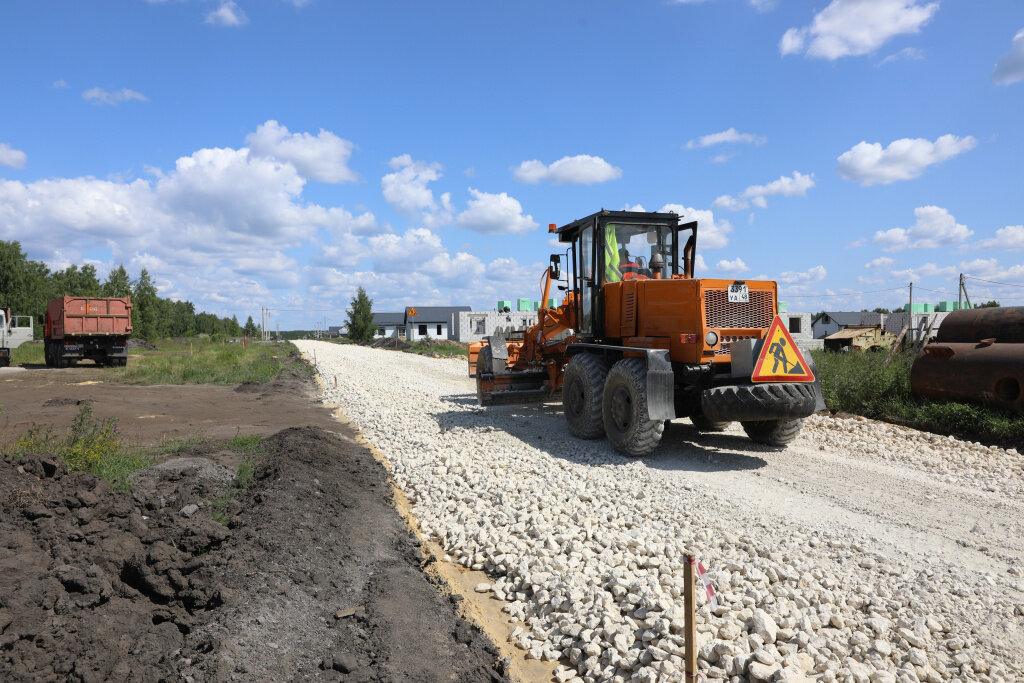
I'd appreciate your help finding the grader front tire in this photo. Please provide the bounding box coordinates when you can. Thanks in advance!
[741,418,804,446]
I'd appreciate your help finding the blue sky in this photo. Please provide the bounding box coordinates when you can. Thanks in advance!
[1,0,1022,328]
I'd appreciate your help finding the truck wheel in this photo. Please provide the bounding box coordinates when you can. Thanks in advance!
[602,358,664,457]
[562,353,610,439]
[741,419,804,446]
[476,346,494,406]
[690,414,730,432]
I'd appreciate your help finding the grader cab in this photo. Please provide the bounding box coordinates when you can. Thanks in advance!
[471,209,824,457]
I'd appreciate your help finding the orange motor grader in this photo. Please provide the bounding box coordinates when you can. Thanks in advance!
[469,209,824,457]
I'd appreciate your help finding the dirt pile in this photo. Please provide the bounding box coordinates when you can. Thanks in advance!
[183,426,507,682]
[2,425,507,682]
[0,454,229,682]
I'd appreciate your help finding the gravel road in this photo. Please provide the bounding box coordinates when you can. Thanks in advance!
[296,341,1024,683]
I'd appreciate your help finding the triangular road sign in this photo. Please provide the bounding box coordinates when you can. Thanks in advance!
[752,316,815,383]
[407,306,418,317]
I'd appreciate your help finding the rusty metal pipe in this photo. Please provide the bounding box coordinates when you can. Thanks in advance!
[936,306,1024,344]
[911,342,1024,413]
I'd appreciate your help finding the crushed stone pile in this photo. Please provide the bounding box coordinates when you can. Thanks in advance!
[298,340,1024,683]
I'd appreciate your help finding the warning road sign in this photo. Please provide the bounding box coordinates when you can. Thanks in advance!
[407,307,418,317]
[752,317,815,383]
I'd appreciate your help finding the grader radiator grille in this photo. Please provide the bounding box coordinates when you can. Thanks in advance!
[704,289,774,330]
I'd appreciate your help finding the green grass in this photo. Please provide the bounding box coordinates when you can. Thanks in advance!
[6,403,154,490]
[811,349,1024,446]
[14,337,298,385]
[211,434,268,525]
[119,339,294,385]
[404,339,468,357]
[11,343,43,366]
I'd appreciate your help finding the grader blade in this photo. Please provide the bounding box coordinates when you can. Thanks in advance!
[477,369,549,406]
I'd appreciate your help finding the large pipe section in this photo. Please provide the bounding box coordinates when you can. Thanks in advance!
[912,306,1024,413]
[936,306,1024,344]
[911,342,1023,413]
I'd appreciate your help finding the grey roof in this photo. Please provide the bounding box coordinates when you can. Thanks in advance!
[816,311,864,327]
[373,312,406,326]
[404,306,471,322]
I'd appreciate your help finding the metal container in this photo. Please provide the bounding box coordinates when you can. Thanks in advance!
[935,306,1024,344]
[910,341,1024,413]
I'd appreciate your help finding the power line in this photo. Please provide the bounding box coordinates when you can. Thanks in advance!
[783,286,904,298]
[963,275,1024,290]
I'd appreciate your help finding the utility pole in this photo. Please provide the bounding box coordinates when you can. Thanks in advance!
[908,282,914,345]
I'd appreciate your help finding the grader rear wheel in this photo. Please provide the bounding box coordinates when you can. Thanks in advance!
[562,353,610,439]
[601,358,664,457]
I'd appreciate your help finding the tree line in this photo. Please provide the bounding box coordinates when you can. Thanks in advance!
[1,240,261,340]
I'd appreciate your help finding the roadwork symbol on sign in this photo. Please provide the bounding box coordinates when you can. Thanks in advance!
[407,307,418,317]
[752,316,815,383]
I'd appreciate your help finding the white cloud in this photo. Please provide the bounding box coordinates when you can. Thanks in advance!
[380,154,452,226]
[711,195,748,211]
[993,28,1024,85]
[246,120,357,184]
[716,257,749,274]
[958,258,1024,282]
[865,256,895,269]
[873,206,973,251]
[456,189,537,235]
[975,225,1024,250]
[0,143,27,169]
[778,265,827,284]
[713,171,815,211]
[710,153,733,164]
[878,46,923,65]
[205,1,248,26]
[367,228,444,273]
[512,155,622,185]
[420,252,486,287]
[82,87,149,106]
[890,262,956,281]
[658,204,733,249]
[51,78,68,89]
[685,128,766,149]
[780,0,938,60]
[837,134,976,186]
[694,254,709,274]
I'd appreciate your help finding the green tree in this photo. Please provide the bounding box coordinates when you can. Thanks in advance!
[101,265,132,297]
[345,287,375,342]
[0,241,52,338]
[52,264,102,297]
[131,269,159,340]
[976,300,1000,308]
[243,315,259,338]
[872,307,891,314]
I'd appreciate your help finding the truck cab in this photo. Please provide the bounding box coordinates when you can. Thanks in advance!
[0,308,34,367]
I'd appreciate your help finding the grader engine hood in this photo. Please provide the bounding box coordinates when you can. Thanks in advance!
[603,277,778,364]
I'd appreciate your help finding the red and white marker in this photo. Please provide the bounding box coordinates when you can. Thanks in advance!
[689,557,718,611]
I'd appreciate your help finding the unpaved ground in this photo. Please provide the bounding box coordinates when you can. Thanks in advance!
[0,359,339,448]
[0,358,509,681]
[298,340,1024,682]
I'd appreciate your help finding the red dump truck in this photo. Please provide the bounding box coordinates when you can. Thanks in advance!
[45,296,133,368]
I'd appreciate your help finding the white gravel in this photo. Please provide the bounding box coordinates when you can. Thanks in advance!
[296,341,1024,683]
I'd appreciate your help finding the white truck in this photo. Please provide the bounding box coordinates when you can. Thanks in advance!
[1,307,34,367]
